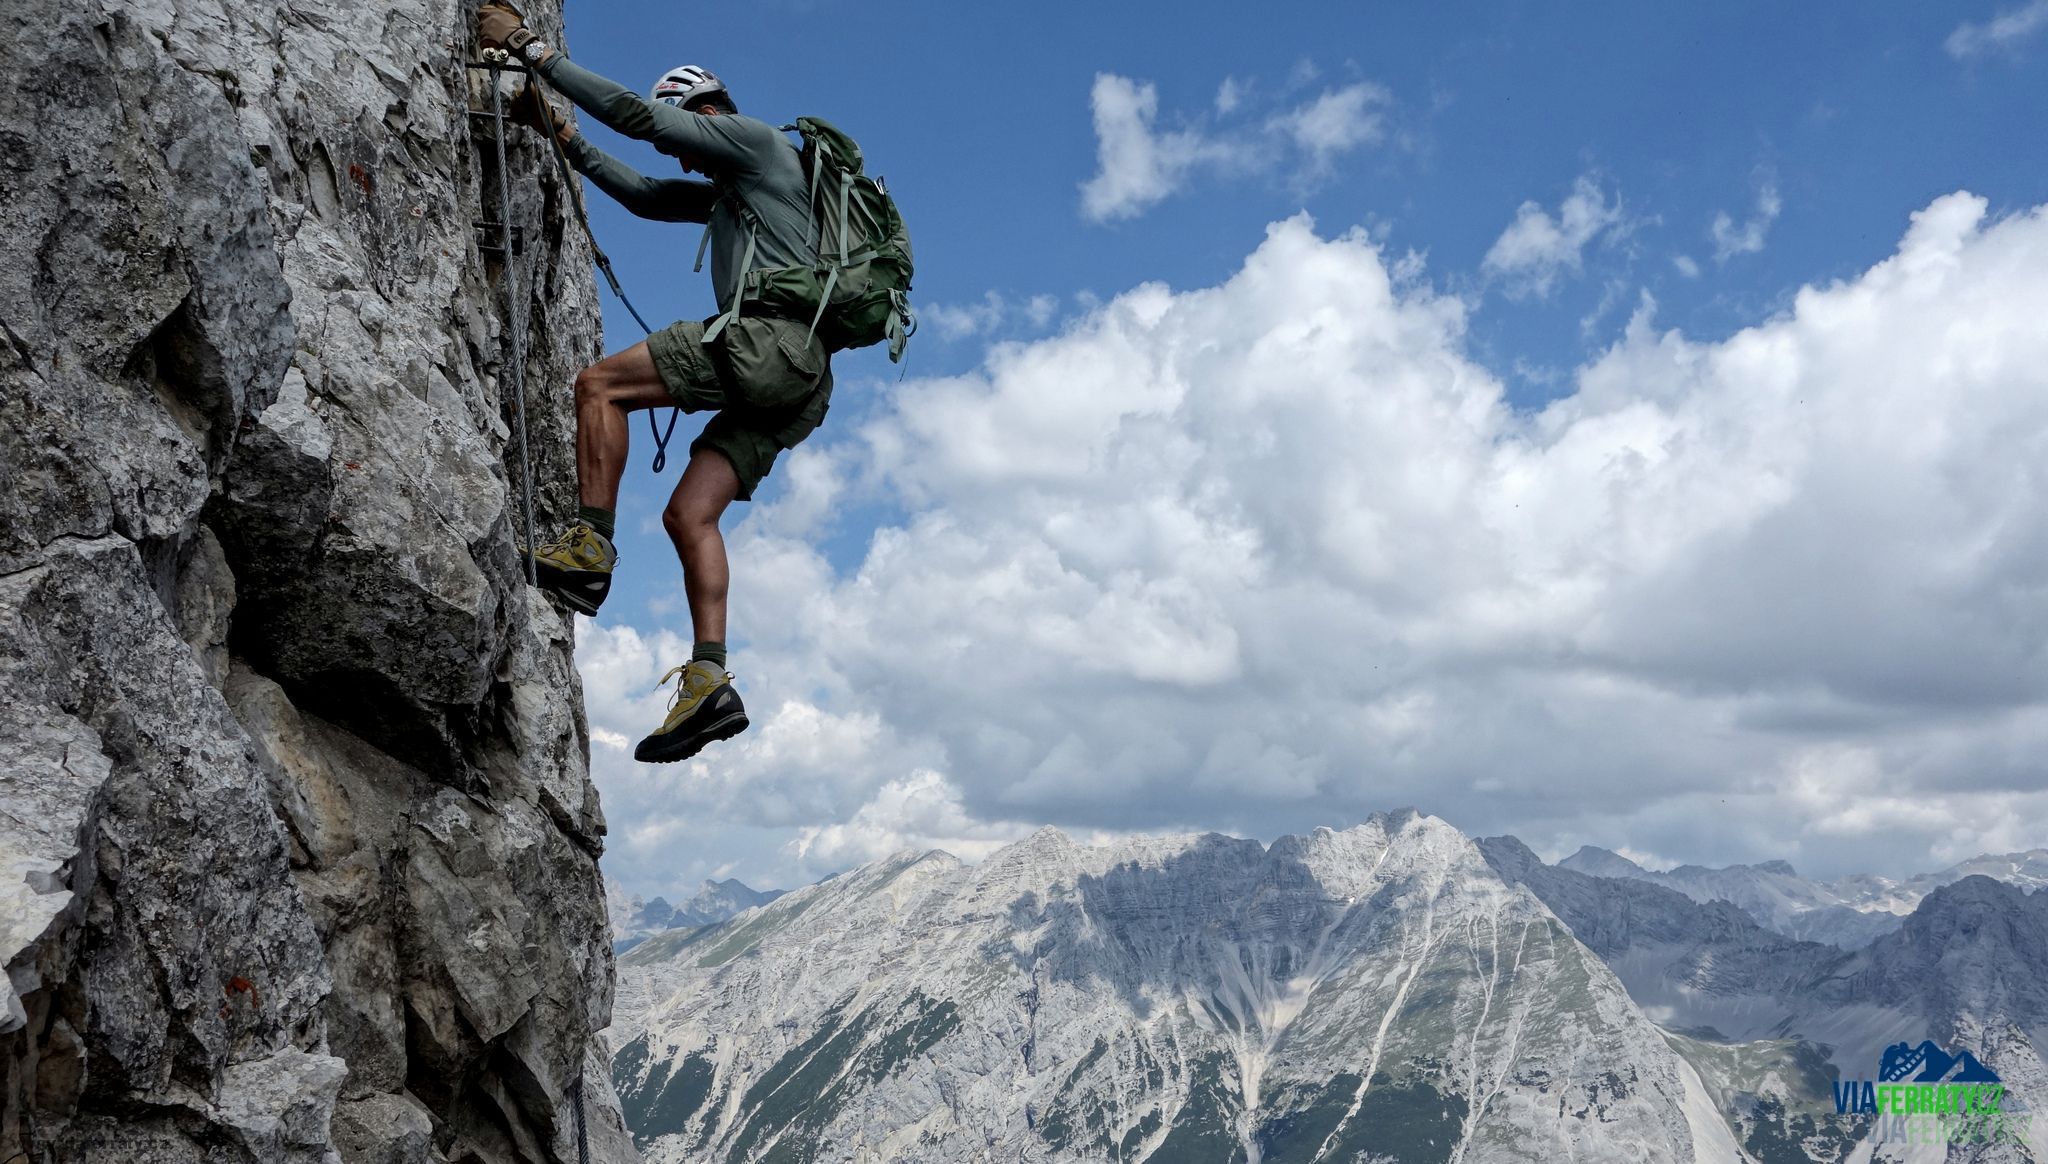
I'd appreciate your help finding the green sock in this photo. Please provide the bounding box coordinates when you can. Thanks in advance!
[691,641,727,668]
[578,505,615,541]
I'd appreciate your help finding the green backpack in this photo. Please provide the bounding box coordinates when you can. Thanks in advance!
[701,117,917,362]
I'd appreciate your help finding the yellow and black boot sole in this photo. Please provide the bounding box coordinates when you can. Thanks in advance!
[634,683,750,763]
[533,558,612,616]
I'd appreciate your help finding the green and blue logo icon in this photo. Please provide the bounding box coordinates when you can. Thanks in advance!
[1831,1040,2027,1147]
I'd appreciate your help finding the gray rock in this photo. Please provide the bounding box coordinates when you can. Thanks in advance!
[174,526,238,691]
[333,1091,439,1164]
[0,0,627,1158]
[218,1048,353,1163]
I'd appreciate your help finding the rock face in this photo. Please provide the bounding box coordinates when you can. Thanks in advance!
[0,0,631,1160]
[613,813,1742,1163]
[1479,837,1851,1009]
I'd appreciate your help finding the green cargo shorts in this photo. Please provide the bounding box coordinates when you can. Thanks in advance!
[645,314,833,500]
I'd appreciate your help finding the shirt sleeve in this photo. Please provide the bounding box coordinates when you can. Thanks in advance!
[561,134,717,223]
[535,54,756,173]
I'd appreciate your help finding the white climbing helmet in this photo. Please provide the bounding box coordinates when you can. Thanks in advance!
[650,65,735,112]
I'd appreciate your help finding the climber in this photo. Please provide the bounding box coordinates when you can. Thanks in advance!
[477,6,828,764]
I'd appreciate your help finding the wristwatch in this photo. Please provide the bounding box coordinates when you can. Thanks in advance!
[506,27,550,63]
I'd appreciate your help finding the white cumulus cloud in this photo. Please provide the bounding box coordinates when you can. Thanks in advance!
[786,769,1038,870]
[1269,82,1391,174]
[1482,175,1626,298]
[1080,72,1394,222]
[1215,76,1247,115]
[591,192,2048,890]
[1079,75,1232,223]
[921,291,1064,341]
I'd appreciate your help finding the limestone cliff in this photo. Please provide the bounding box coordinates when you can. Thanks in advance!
[0,0,631,1159]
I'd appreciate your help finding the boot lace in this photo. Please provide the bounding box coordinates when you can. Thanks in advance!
[655,664,690,709]
[537,523,592,558]
[654,663,733,711]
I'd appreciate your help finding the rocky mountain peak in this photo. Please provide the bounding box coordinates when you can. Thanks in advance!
[1008,823,1082,859]
[1546,836,2048,950]
[1560,843,1650,878]
[1856,876,2048,1020]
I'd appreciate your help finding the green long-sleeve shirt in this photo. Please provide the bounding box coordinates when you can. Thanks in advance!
[534,53,817,314]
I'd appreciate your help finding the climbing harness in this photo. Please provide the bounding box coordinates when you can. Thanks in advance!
[470,51,540,584]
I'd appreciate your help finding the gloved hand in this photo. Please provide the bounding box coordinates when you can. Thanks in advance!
[477,4,525,50]
[512,82,574,148]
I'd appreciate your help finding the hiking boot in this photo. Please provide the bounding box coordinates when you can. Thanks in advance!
[528,523,616,615]
[635,660,749,763]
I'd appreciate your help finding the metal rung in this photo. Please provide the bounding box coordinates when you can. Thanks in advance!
[474,222,526,255]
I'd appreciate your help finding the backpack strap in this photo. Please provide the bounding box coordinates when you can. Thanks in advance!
[802,178,858,346]
[699,221,756,346]
[701,178,770,346]
[834,171,852,262]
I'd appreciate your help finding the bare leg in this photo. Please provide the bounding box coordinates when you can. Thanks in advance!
[573,342,675,512]
[662,448,742,645]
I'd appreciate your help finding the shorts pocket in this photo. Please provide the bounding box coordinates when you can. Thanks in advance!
[776,325,824,378]
[717,317,823,411]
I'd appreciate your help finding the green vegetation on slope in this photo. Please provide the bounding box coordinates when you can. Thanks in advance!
[1660,1030,1863,1164]
[1329,1074,1468,1164]
[1152,1052,1247,1163]
[694,893,819,968]
[725,992,962,1164]
[613,1035,718,1148]
[1255,1073,1364,1163]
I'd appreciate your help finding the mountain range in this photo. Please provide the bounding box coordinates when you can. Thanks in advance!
[1558,844,2048,949]
[607,878,785,953]
[608,817,2046,1162]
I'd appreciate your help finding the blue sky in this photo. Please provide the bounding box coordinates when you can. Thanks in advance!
[548,0,2048,896]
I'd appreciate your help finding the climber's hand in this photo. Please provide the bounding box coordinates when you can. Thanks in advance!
[512,83,574,148]
[477,4,525,50]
